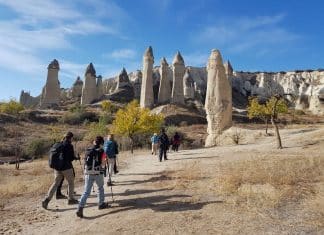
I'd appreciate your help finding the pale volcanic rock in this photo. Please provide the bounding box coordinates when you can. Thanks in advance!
[171,51,185,105]
[158,57,171,104]
[71,76,83,98]
[205,49,232,147]
[183,68,195,100]
[81,63,97,105]
[39,59,61,109]
[140,46,154,108]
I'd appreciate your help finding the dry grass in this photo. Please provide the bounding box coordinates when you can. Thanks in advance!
[0,158,84,206]
[214,155,324,208]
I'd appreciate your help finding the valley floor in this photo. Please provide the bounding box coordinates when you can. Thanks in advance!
[1,125,324,235]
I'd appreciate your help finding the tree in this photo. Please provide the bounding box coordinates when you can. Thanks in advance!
[0,99,24,116]
[101,100,113,114]
[112,100,164,153]
[247,96,288,148]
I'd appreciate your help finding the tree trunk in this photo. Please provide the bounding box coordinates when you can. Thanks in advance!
[265,118,268,135]
[130,136,134,154]
[271,96,283,149]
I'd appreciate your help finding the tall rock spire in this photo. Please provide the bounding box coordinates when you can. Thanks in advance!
[183,68,195,100]
[39,59,61,108]
[81,62,97,105]
[171,51,185,105]
[140,46,154,108]
[158,57,171,104]
[205,49,232,147]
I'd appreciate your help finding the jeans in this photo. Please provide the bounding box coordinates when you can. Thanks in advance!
[79,174,105,208]
[46,168,75,201]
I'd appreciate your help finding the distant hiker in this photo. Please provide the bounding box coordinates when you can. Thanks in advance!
[172,132,181,152]
[42,132,79,209]
[158,128,169,162]
[76,136,108,218]
[104,134,119,186]
[151,133,159,155]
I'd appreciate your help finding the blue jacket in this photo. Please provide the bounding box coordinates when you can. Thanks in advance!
[151,135,159,144]
[104,140,118,158]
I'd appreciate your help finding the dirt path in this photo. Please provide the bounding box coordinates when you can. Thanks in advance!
[2,125,324,234]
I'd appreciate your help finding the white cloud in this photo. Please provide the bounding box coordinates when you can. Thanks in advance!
[105,49,137,60]
[194,14,299,55]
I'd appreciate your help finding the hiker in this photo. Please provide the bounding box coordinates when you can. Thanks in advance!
[104,134,119,186]
[42,132,79,209]
[76,136,108,218]
[151,133,159,155]
[158,128,169,162]
[172,132,181,152]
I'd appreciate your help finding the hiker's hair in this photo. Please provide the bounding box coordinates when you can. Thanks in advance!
[95,136,104,146]
[161,128,165,133]
[63,131,74,141]
[107,134,114,140]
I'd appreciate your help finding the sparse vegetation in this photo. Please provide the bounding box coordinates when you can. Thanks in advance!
[26,138,52,159]
[229,128,244,145]
[0,99,24,116]
[112,100,164,153]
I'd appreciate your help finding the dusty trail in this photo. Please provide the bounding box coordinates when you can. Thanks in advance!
[1,125,323,234]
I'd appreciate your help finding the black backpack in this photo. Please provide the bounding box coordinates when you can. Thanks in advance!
[84,147,103,174]
[49,142,65,170]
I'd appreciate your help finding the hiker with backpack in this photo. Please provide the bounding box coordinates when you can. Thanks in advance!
[158,128,169,162]
[104,134,119,186]
[172,132,181,152]
[42,132,79,209]
[76,136,108,218]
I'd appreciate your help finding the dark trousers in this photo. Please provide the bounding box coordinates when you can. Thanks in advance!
[159,147,168,161]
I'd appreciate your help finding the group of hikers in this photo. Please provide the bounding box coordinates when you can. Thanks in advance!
[42,128,181,218]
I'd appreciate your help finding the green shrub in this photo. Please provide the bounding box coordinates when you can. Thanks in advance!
[60,110,98,125]
[0,99,24,116]
[84,118,108,141]
[26,139,52,159]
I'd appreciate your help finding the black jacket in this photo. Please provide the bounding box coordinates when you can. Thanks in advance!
[159,133,169,149]
[61,140,76,171]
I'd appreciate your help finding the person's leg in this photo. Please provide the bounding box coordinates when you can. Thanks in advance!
[114,157,118,174]
[151,143,154,154]
[158,147,163,162]
[163,147,168,160]
[78,175,94,208]
[107,158,116,184]
[63,168,75,200]
[56,177,64,197]
[95,175,105,206]
[46,170,64,201]
[154,144,158,155]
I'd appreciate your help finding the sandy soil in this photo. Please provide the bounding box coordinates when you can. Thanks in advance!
[1,125,324,235]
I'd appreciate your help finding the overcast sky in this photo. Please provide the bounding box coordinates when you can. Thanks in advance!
[0,0,323,100]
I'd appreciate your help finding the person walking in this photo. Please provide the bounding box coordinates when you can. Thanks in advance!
[104,134,119,186]
[151,133,159,155]
[42,132,79,209]
[158,128,169,162]
[172,132,181,152]
[76,136,108,218]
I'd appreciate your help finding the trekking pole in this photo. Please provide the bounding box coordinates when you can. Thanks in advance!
[107,163,114,201]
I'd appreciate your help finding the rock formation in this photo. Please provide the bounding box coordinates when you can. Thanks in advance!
[133,70,142,100]
[183,68,195,100]
[71,76,83,98]
[20,90,40,108]
[39,59,61,109]
[81,63,97,105]
[205,49,232,147]
[171,51,185,105]
[158,57,171,104]
[224,60,233,77]
[96,75,104,100]
[140,46,154,108]
[106,68,134,102]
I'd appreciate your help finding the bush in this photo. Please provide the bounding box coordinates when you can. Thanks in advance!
[0,99,24,116]
[26,139,52,159]
[60,110,98,125]
[84,118,108,141]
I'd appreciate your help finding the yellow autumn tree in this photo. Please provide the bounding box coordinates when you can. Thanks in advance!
[247,96,288,148]
[0,99,24,116]
[112,100,164,153]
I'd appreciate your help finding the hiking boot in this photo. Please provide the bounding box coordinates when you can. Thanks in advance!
[42,198,50,210]
[76,207,83,218]
[114,170,119,174]
[56,193,67,200]
[68,198,79,205]
[98,202,109,210]
[107,182,114,186]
